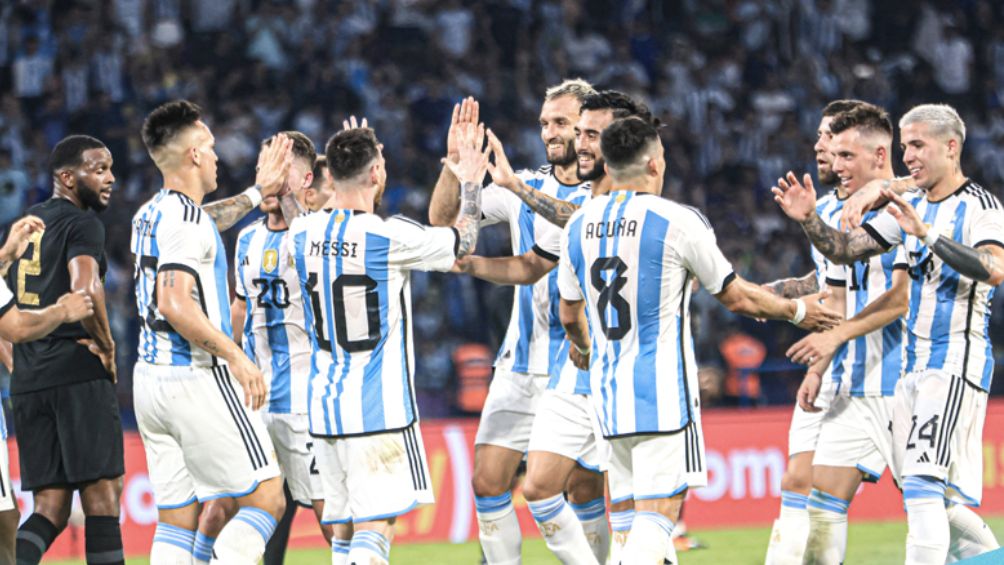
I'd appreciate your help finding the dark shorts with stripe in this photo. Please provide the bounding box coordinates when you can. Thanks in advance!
[13,378,124,491]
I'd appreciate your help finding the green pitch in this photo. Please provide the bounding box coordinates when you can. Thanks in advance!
[50,516,1004,564]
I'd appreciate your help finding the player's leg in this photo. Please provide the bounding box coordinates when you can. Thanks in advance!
[803,466,859,565]
[310,499,335,544]
[565,465,607,563]
[313,436,353,564]
[624,492,686,565]
[608,494,634,565]
[263,484,296,565]
[210,476,285,563]
[194,499,237,564]
[0,431,19,564]
[523,450,597,565]
[947,502,999,560]
[153,503,201,564]
[327,519,352,565]
[16,487,71,565]
[79,477,126,565]
[472,370,544,563]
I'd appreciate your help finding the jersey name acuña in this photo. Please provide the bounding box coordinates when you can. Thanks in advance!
[482,165,590,377]
[235,219,312,414]
[558,191,735,437]
[131,189,232,368]
[862,181,1004,391]
[289,210,457,437]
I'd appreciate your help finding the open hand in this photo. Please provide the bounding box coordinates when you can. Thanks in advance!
[79,338,117,383]
[772,172,818,223]
[883,189,928,239]
[447,97,479,160]
[342,115,369,131]
[229,354,268,410]
[485,129,518,190]
[787,329,840,365]
[256,133,294,197]
[794,289,842,332]
[443,122,489,185]
[840,178,889,229]
[1,215,44,263]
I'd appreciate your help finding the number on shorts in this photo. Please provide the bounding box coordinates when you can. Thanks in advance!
[306,441,319,475]
[906,414,939,450]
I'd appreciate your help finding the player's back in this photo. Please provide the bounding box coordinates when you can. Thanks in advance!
[7,198,108,393]
[562,191,733,436]
[290,209,457,437]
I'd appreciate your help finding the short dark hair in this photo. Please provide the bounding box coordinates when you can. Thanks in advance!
[310,156,327,189]
[821,99,864,118]
[141,100,202,153]
[829,103,894,138]
[325,128,380,181]
[580,90,660,127]
[262,130,317,166]
[600,117,660,171]
[50,135,107,173]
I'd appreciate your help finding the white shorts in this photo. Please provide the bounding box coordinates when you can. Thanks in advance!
[474,368,549,452]
[813,395,896,483]
[892,369,987,506]
[527,390,605,472]
[134,362,280,508]
[787,380,835,456]
[316,423,434,524]
[607,419,707,504]
[262,412,323,506]
[0,442,14,512]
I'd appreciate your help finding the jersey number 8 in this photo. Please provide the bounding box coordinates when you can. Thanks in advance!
[591,256,632,340]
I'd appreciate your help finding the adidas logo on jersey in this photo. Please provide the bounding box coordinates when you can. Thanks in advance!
[917,452,931,464]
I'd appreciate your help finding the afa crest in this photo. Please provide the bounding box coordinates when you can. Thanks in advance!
[262,249,279,273]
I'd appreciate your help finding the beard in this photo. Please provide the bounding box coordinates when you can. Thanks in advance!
[79,184,109,212]
[577,155,606,182]
[547,138,577,168]
[817,162,839,186]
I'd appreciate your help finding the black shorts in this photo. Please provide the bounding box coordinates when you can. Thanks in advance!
[12,378,124,491]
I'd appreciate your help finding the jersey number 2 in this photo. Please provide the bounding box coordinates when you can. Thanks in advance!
[307,273,381,353]
[591,256,631,340]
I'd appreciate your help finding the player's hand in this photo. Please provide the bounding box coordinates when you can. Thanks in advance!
[78,338,117,383]
[786,329,841,366]
[255,133,294,198]
[569,344,590,370]
[447,97,479,160]
[451,256,474,273]
[229,354,268,410]
[485,129,518,190]
[794,289,842,332]
[342,115,369,131]
[57,290,94,323]
[443,122,489,186]
[772,172,818,223]
[883,189,928,239]
[797,371,823,413]
[840,178,889,230]
[0,215,45,263]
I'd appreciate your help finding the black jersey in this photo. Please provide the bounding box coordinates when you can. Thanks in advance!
[6,198,109,393]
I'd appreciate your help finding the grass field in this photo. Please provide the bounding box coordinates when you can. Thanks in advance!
[47,516,1004,564]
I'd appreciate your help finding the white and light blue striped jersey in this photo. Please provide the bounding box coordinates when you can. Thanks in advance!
[0,278,12,440]
[862,181,1004,391]
[825,208,908,397]
[558,191,735,437]
[131,189,233,368]
[234,219,312,415]
[289,209,458,437]
[482,165,591,377]
[812,190,845,288]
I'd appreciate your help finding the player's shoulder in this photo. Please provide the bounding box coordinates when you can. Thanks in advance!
[236,217,266,241]
[146,189,205,225]
[958,180,1002,211]
[381,213,437,241]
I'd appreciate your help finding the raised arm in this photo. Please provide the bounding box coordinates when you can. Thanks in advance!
[715,276,841,332]
[841,176,916,229]
[69,255,116,380]
[485,130,580,228]
[0,216,45,277]
[443,122,490,258]
[430,98,479,226]
[763,270,818,298]
[204,134,293,231]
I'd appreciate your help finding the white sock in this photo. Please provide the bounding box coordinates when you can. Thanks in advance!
[608,509,633,565]
[527,494,598,564]
[804,489,849,565]
[211,507,277,564]
[347,530,390,565]
[331,538,351,565]
[571,498,610,564]
[192,531,215,565]
[765,490,810,565]
[475,492,522,564]
[947,503,999,560]
[622,511,674,564]
[903,476,950,565]
[151,523,195,564]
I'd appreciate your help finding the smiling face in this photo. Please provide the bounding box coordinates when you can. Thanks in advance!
[72,147,115,211]
[539,95,581,167]
[829,128,886,194]
[575,108,615,182]
[900,121,956,191]
[814,116,838,186]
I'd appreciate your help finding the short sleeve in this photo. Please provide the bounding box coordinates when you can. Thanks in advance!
[386,216,457,272]
[0,279,14,318]
[234,237,247,299]
[532,221,561,263]
[557,223,584,301]
[66,213,105,264]
[969,205,1004,250]
[678,223,735,294]
[861,205,906,250]
[825,260,847,287]
[480,183,519,227]
[893,245,909,269]
[157,215,207,276]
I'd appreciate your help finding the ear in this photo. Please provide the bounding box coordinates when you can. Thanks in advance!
[302,171,314,190]
[190,146,201,167]
[58,170,75,189]
[875,145,887,168]
[648,156,659,176]
[370,162,380,185]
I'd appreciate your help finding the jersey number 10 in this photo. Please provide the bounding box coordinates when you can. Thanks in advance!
[306,272,381,353]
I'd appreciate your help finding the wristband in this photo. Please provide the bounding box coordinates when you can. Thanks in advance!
[243,185,263,208]
[923,230,940,247]
[573,343,591,356]
[789,298,806,325]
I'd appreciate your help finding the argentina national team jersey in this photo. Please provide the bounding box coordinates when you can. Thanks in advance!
[131,189,233,367]
[482,165,591,377]
[235,219,312,414]
[862,181,1004,391]
[825,208,908,397]
[558,191,735,437]
[289,210,458,437]
[0,279,12,439]
[812,190,845,288]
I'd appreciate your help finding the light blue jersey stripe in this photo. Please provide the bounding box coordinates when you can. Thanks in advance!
[927,203,967,369]
[509,179,544,372]
[879,248,903,395]
[362,233,390,431]
[212,228,233,339]
[237,230,257,367]
[634,210,669,431]
[906,196,939,372]
[566,215,594,401]
[294,231,320,425]
[596,196,620,434]
[606,194,632,434]
[320,212,343,435]
[262,231,292,413]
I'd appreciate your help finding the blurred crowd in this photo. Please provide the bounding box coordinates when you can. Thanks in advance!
[3,0,1004,417]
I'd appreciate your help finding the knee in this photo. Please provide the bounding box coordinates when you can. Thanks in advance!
[199,502,234,534]
[33,499,71,531]
[80,478,123,517]
[565,471,604,505]
[781,469,812,494]
[261,490,287,522]
[471,472,509,499]
[520,477,554,503]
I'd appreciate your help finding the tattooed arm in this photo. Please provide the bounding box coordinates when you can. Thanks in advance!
[278,190,306,226]
[763,270,819,298]
[203,192,257,232]
[799,213,886,265]
[454,181,482,258]
[205,133,295,231]
[503,178,580,228]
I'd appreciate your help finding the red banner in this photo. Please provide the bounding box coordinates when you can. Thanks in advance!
[15,401,1004,558]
